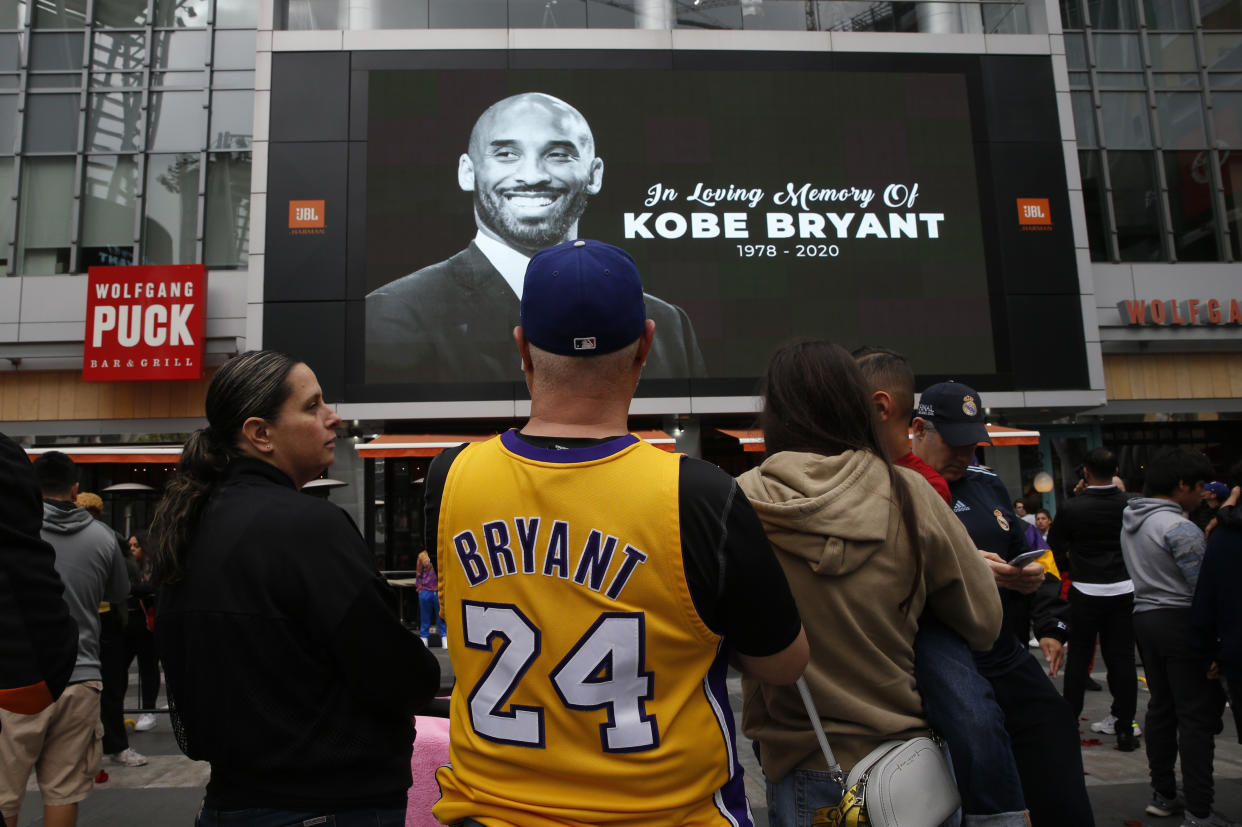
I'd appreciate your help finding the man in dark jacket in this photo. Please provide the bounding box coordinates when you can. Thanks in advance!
[0,435,77,719]
[1048,446,1139,750]
[912,381,1091,827]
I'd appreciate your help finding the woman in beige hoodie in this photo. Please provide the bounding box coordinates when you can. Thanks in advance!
[738,340,1002,826]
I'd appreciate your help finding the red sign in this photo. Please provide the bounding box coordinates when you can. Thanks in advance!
[1016,198,1052,228]
[84,265,206,381]
[1119,298,1242,326]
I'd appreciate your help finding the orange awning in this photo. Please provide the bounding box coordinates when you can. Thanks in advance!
[716,424,1040,453]
[24,446,182,464]
[356,430,678,457]
[354,434,495,458]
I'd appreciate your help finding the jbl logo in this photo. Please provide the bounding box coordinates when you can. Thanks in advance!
[289,200,325,229]
[1016,198,1052,227]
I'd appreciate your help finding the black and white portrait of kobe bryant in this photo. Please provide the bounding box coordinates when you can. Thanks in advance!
[365,91,706,384]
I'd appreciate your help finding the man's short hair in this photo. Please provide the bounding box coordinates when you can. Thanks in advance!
[1036,508,1051,519]
[852,346,915,419]
[1084,447,1118,482]
[1143,448,1214,497]
[32,451,78,498]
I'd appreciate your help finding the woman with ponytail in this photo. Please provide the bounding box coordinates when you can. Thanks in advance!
[151,351,439,827]
[736,340,1002,827]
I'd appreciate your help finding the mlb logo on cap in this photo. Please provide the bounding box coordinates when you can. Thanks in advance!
[521,239,647,357]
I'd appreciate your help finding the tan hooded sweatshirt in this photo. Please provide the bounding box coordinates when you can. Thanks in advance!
[738,449,1002,781]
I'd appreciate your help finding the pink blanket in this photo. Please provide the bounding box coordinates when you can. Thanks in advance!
[406,715,451,827]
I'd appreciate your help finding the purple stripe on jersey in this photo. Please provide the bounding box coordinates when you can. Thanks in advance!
[499,429,639,463]
[706,645,754,827]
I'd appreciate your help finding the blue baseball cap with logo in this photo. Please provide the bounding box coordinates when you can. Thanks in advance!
[916,381,993,447]
[521,239,647,357]
[1205,481,1230,499]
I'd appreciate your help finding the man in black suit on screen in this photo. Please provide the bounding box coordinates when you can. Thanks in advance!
[365,92,706,384]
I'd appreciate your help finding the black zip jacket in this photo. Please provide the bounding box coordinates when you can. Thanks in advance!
[1046,486,1134,584]
[156,458,440,811]
[0,432,77,714]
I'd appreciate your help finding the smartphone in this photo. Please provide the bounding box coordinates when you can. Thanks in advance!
[1006,548,1046,569]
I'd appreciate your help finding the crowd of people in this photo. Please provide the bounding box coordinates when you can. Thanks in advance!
[3,236,1241,827]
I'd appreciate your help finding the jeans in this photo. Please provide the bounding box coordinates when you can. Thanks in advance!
[1062,589,1137,725]
[986,648,1094,827]
[99,609,130,755]
[1134,608,1227,818]
[418,590,442,639]
[913,619,1026,824]
[196,807,406,827]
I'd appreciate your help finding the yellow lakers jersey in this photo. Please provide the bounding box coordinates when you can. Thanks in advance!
[432,431,753,827]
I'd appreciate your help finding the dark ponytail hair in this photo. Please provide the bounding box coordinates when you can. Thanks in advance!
[760,340,925,614]
[151,350,298,584]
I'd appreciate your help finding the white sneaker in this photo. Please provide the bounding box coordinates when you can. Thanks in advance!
[134,713,157,732]
[1090,714,1142,736]
[108,748,148,767]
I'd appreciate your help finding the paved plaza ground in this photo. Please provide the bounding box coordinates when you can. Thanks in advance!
[12,646,1242,826]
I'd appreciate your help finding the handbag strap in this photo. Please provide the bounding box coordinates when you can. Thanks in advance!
[795,676,847,788]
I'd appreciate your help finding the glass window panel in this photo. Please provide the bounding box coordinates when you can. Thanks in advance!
[1097,72,1147,87]
[1215,91,1242,146]
[1088,0,1137,27]
[30,32,84,70]
[1070,71,1092,86]
[1203,34,1242,72]
[154,0,207,27]
[1066,32,1088,70]
[1110,151,1164,260]
[81,154,137,249]
[1079,150,1111,259]
[1201,0,1242,29]
[499,0,584,26]
[204,151,249,268]
[1153,72,1201,87]
[1143,0,1193,27]
[213,30,255,70]
[0,35,21,71]
[1223,152,1242,259]
[1073,91,1098,145]
[364,0,431,28]
[152,70,206,87]
[742,2,809,30]
[1061,0,1085,28]
[208,89,251,149]
[28,72,80,88]
[92,31,146,73]
[1094,33,1143,71]
[1100,91,1153,146]
[33,0,86,27]
[0,158,10,266]
[217,0,259,26]
[86,91,141,151]
[1149,34,1196,72]
[1155,92,1207,146]
[211,70,253,89]
[281,0,344,30]
[90,70,142,87]
[428,0,506,26]
[147,90,206,150]
[23,94,80,152]
[1210,73,1242,88]
[0,76,16,89]
[94,0,148,26]
[152,30,207,69]
[1163,149,1220,260]
[682,1,742,29]
[143,152,199,264]
[1,1,28,27]
[584,1,637,27]
[806,1,891,31]
[17,156,74,273]
[984,5,1029,34]
[0,94,14,151]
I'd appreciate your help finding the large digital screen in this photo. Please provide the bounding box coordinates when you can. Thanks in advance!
[263,50,1087,404]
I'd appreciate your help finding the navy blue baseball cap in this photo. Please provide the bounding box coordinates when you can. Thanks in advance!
[521,239,647,357]
[916,381,993,447]
[1205,481,1229,498]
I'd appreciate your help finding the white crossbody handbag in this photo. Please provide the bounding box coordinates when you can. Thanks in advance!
[794,677,961,827]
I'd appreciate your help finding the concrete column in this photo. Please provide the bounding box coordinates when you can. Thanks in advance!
[348,0,373,30]
[916,1,983,32]
[635,0,674,28]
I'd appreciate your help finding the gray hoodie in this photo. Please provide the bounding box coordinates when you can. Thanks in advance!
[41,501,129,683]
[1120,497,1205,614]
